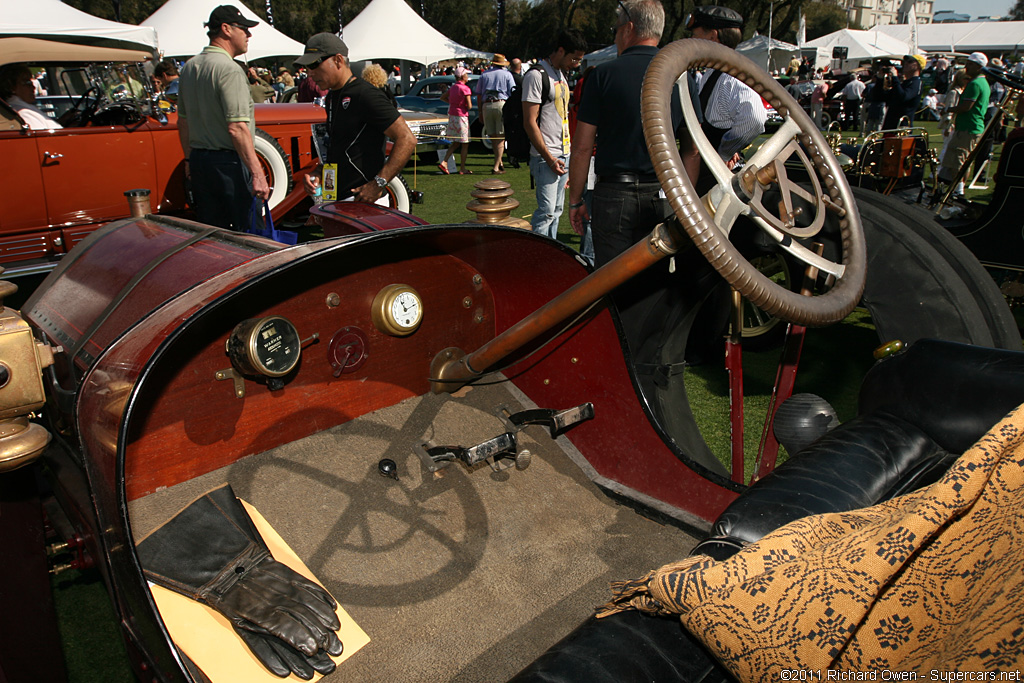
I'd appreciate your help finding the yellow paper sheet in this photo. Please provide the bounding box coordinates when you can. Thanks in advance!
[148,500,369,682]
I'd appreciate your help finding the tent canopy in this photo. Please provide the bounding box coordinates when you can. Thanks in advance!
[0,0,157,59]
[736,35,800,73]
[804,28,914,61]
[142,0,304,60]
[582,44,616,69]
[872,21,1024,54]
[343,0,492,65]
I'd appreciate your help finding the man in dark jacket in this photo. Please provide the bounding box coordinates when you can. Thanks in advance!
[871,54,923,129]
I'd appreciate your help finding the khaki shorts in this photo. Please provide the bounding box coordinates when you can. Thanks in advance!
[482,100,505,139]
[940,129,980,176]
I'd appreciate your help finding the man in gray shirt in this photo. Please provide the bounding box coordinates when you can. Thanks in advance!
[522,29,588,240]
[178,5,269,232]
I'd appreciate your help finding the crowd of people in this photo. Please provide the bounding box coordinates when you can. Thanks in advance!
[6,1,1021,264]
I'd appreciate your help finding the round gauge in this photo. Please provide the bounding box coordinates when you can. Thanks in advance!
[226,316,302,378]
[371,284,423,336]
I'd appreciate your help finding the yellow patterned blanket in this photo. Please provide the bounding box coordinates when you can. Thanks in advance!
[599,404,1024,676]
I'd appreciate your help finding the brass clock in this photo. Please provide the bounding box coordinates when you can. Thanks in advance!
[371,284,423,336]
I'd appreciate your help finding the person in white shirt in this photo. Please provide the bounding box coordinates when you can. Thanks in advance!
[922,88,940,121]
[0,64,62,130]
[685,5,768,192]
[842,74,866,130]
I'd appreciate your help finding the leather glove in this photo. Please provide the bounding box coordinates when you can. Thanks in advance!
[234,627,338,679]
[136,485,342,658]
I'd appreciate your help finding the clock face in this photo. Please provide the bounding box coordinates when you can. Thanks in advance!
[391,291,421,328]
[371,284,423,336]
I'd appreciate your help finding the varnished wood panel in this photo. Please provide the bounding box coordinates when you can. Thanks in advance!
[124,248,494,499]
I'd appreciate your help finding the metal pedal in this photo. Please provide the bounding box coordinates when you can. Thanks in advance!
[498,402,595,439]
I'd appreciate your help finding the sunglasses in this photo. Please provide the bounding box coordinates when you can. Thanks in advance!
[307,54,335,70]
[611,1,632,39]
[229,23,252,36]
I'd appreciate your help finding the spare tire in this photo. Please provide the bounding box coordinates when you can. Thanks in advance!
[254,128,294,211]
[851,188,1021,350]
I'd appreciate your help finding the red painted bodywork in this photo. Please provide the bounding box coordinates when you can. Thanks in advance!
[0,103,324,276]
[312,200,428,236]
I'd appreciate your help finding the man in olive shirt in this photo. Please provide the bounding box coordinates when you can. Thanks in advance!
[178,5,269,231]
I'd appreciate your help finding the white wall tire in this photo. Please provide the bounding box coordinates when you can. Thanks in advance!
[383,174,412,213]
[254,128,293,211]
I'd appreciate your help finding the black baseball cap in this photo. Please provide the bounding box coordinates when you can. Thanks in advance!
[294,33,349,66]
[686,5,744,30]
[205,5,258,30]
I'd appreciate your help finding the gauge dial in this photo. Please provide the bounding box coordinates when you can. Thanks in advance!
[226,316,301,378]
[371,284,423,336]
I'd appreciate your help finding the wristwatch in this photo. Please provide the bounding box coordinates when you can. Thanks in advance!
[374,175,388,188]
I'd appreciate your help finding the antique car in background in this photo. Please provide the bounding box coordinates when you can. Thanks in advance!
[0,41,418,280]
[2,39,1020,682]
[396,74,492,150]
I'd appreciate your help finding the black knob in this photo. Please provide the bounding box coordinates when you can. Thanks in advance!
[378,458,398,480]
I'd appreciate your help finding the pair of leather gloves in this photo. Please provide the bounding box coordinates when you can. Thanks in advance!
[136,485,343,679]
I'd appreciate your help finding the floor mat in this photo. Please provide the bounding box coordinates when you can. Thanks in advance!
[130,380,698,682]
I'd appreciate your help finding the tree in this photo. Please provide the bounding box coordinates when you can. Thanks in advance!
[1011,0,1024,20]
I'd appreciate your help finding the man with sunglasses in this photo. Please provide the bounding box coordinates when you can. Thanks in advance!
[294,33,415,205]
[178,5,268,232]
[567,0,678,269]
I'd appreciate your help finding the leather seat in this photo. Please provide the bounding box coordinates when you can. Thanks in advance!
[511,339,1024,682]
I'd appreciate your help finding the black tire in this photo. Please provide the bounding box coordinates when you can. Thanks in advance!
[630,200,1001,484]
[254,128,293,211]
[852,188,1021,350]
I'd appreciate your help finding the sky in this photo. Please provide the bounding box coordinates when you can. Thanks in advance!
[931,0,1014,17]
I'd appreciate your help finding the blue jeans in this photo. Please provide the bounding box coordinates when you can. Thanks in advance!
[530,154,568,240]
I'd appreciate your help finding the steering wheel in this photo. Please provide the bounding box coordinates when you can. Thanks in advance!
[641,39,867,327]
[63,86,103,127]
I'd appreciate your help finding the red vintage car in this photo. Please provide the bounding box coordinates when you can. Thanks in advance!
[1,39,1021,682]
[0,41,416,281]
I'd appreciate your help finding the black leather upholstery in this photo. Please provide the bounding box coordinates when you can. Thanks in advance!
[697,339,1024,556]
[510,340,1024,683]
[508,610,736,683]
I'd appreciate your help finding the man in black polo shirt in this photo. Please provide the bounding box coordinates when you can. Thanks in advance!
[295,33,415,203]
[568,0,680,267]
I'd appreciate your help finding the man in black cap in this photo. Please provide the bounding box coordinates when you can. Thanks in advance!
[295,33,415,204]
[178,5,268,232]
[685,5,767,192]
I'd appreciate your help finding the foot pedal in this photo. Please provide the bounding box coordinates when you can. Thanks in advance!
[498,402,594,438]
[414,432,529,473]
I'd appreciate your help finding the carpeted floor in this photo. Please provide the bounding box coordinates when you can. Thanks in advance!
[130,379,698,682]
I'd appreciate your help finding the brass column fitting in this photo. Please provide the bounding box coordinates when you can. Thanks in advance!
[124,188,152,218]
[466,179,531,229]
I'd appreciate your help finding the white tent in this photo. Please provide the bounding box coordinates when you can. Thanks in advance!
[871,21,1024,54]
[582,44,617,70]
[804,28,917,70]
[141,0,304,60]
[343,0,492,65]
[736,35,800,73]
[1,0,157,59]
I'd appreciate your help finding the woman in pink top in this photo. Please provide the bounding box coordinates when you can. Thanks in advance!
[439,67,473,174]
